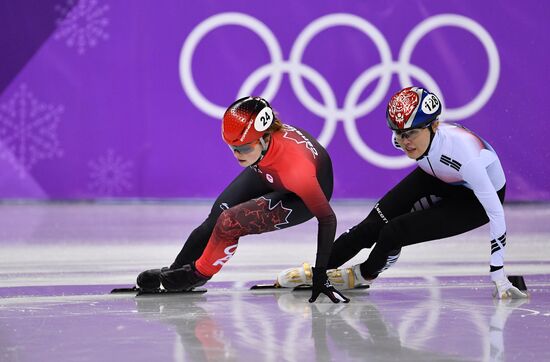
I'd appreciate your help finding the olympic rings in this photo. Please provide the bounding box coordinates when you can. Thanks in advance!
[179,12,283,118]
[179,12,500,169]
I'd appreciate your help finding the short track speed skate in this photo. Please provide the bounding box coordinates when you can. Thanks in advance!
[250,283,369,291]
[110,286,207,296]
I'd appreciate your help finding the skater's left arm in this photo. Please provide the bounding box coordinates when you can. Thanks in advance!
[283,168,349,303]
[460,157,506,260]
[461,157,527,298]
[283,166,336,269]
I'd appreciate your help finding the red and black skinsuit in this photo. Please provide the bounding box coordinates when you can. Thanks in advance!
[171,124,335,277]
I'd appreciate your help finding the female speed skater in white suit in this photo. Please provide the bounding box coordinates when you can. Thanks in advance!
[277,86,528,299]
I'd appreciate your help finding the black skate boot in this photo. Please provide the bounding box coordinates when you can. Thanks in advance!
[160,263,210,291]
[136,267,169,291]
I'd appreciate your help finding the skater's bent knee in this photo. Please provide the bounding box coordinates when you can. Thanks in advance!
[213,208,246,240]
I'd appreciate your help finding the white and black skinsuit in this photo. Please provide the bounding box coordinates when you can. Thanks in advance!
[328,122,508,282]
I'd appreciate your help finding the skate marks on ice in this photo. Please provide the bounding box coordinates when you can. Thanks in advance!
[1,276,550,361]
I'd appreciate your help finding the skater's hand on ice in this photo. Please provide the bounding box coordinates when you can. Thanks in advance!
[309,267,350,304]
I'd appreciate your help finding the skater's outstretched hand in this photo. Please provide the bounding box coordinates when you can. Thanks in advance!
[309,267,350,304]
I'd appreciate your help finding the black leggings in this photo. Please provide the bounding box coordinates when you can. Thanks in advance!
[171,166,333,269]
[327,167,505,278]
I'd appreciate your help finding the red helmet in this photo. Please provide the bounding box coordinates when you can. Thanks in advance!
[222,96,275,146]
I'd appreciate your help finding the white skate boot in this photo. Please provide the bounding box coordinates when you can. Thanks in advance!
[492,277,528,299]
[276,262,313,287]
[277,263,373,290]
[326,265,373,290]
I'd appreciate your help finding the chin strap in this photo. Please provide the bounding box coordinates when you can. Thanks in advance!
[415,124,436,161]
[259,137,268,153]
[251,136,270,166]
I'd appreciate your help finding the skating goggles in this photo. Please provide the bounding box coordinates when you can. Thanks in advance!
[393,124,430,140]
[227,140,259,154]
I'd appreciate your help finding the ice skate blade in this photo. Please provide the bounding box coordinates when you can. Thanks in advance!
[250,283,282,290]
[110,286,207,296]
[110,286,140,294]
[249,283,370,291]
[292,284,370,291]
[136,289,207,296]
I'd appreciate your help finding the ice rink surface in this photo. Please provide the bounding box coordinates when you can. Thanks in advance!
[1,201,549,361]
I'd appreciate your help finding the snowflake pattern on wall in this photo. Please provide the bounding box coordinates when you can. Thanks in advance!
[54,0,110,55]
[88,149,134,196]
[0,84,64,178]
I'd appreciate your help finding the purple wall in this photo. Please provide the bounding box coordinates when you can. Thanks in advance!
[0,0,548,200]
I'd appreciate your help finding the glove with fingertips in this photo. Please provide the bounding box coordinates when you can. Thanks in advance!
[309,267,350,304]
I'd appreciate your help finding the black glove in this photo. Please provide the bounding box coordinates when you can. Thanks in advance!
[309,267,350,303]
